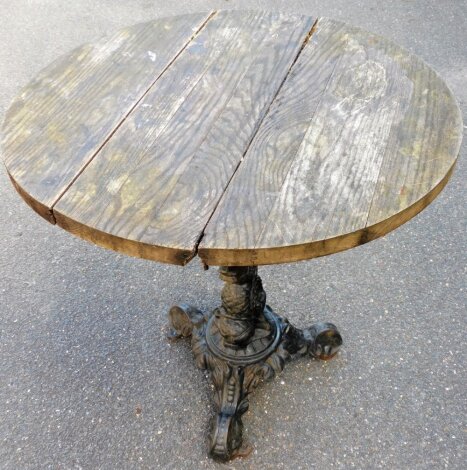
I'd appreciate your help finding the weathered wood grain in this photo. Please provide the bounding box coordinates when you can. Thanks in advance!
[247,20,418,243]
[366,57,463,226]
[2,12,214,221]
[53,11,315,264]
[198,18,462,266]
[198,162,457,266]
[200,19,352,252]
[135,13,315,253]
[2,12,462,266]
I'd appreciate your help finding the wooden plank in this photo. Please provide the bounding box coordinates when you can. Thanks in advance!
[53,11,315,264]
[2,12,214,220]
[366,56,463,225]
[198,19,462,266]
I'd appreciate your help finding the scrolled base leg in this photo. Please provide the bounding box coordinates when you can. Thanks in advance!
[282,320,343,360]
[167,303,204,339]
[208,365,246,460]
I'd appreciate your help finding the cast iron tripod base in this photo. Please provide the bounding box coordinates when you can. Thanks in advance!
[168,266,342,462]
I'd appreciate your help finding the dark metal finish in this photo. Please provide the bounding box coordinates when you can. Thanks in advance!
[168,266,342,461]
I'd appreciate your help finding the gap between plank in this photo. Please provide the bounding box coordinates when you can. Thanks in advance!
[190,17,320,265]
[49,10,217,218]
[136,11,287,244]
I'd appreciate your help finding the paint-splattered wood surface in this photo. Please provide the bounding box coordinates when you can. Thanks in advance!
[2,11,463,266]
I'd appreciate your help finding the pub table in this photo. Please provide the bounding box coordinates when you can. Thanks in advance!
[1,10,462,461]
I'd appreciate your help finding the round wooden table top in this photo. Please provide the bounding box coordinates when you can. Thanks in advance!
[2,11,463,266]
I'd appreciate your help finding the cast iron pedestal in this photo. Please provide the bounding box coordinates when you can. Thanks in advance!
[168,266,342,461]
